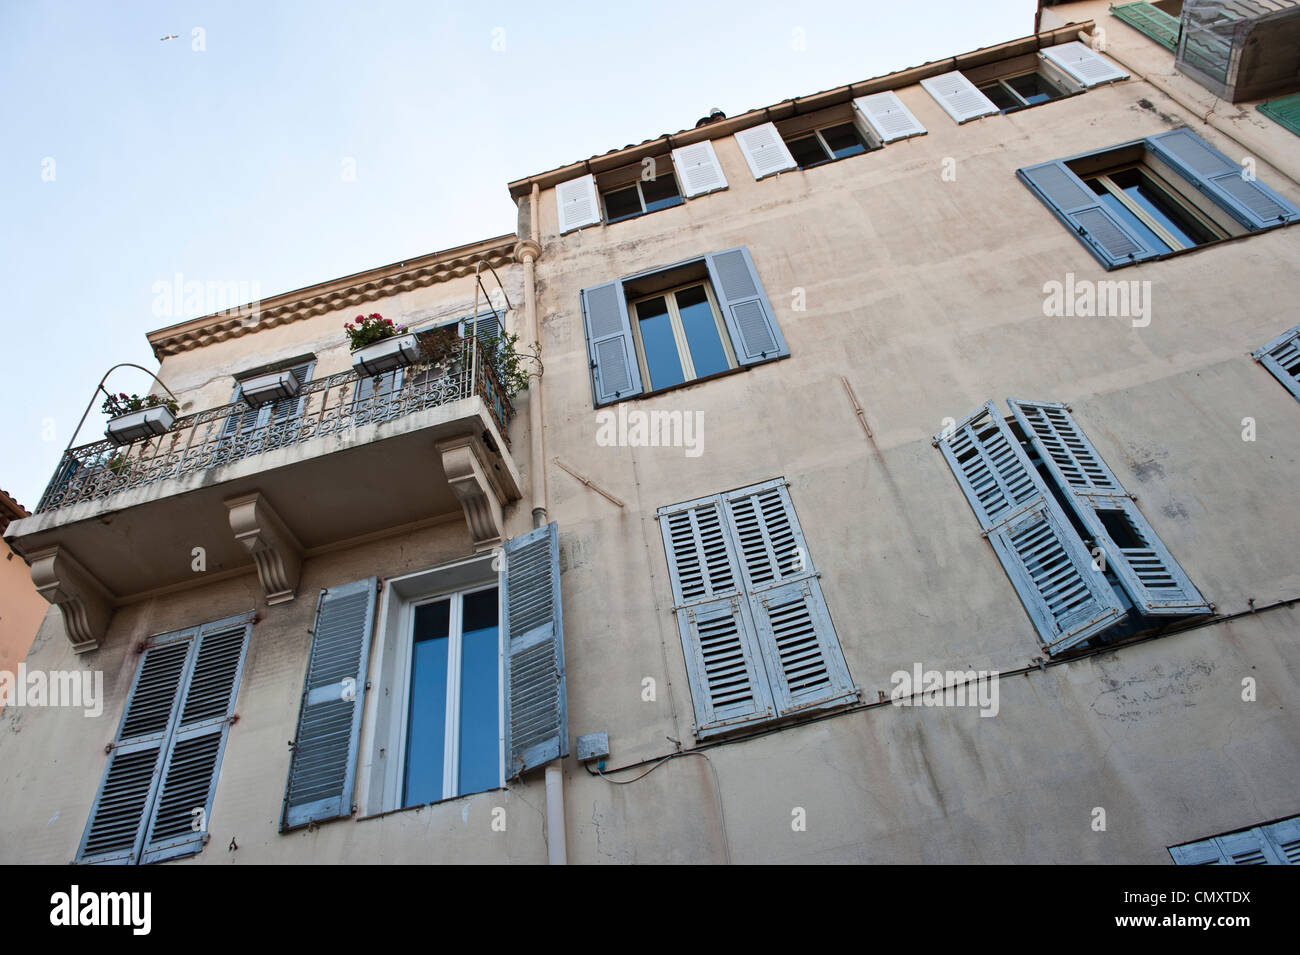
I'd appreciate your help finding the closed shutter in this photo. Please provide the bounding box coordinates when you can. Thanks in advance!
[852,92,926,143]
[462,311,503,343]
[1009,399,1209,615]
[226,360,313,436]
[1263,817,1300,864]
[671,140,728,197]
[1017,160,1161,269]
[1146,127,1300,230]
[919,71,999,124]
[1169,838,1227,865]
[705,246,789,364]
[1215,829,1273,865]
[1040,41,1129,87]
[1172,819,1300,864]
[281,578,377,831]
[502,522,568,778]
[1255,324,1300,401]
[937,402,1125,654]
[1110,2,1180,51]
[580,279,643,406]
[734,122,797,179]
[556,173,601,234]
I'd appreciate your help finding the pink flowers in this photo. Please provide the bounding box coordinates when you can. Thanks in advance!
[344,312,406,350]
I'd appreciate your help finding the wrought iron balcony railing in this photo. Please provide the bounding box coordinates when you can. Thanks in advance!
[35,336,513,515]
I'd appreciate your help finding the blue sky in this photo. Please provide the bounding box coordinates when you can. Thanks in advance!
[0,0,1035,508]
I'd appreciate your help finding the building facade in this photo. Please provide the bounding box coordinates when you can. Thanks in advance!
[3,0,1299,864]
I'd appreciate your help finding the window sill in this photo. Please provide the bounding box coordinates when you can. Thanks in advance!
[695,689,862,742]
[602,199,686,229]
[353,786,512,825]
[1084,217,1296,270]
[598,354,786,408]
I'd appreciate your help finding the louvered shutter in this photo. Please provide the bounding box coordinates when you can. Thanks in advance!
[722,481,855,715]
[1215,829,1273,865]
[920,71,999,124]
[225,361,313,436]
[1258,93,1300,138]
[937,402,1126,654]
[580,279,643,405]
[1017,160,1161,269]
[671,140,728,197]
[140,619,249,863]
[223,384,262,436]
[1262,817,1300,864]
[1009,399,1209,615]
[1169,838,1226,864]
[1173,820,1300,864]
[852,92,926,143]
[463,311,503,343]
[502,522,568,778]
[1041,41,1129,87]
[269,361,313,424]
[1146,127,1300,230]
[556,173,601,234]
[1255,325,1300,400]
[705,246,788,364]
[281,578,377,831]
[659,496,775,735]
[734,122,797,179]
[1110,2,1180,51]
[76,636,192,864]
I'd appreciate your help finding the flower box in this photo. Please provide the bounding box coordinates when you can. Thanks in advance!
[238,370,300,408]
[105,406,175,446]
[351,333,422,377]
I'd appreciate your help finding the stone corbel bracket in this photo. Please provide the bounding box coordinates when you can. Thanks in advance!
[28,546,114,654]
[226,492,303,605]
[438,433,516,551]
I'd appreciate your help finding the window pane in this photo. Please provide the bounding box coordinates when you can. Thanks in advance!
[1110,168,1210,247]
[979,81,1021,112]
[786,134,830,169]
[404,599,451,807]
[1088,178,1174,253]
[675,285,730,378]
[602,185,642,223]
[457,588,500,797]
[641,172,684,212]
[1005,72,1065,106]
[636,296,685,389]
[820,123,866,159]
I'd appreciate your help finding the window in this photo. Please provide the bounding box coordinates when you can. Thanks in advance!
[579,246,788,406]
[76,614,252,864]
[734,110,889,181]
[658,479,857,738]
[1170,815,1300,864]
[282,524,567,827]
[936,400,1209,655]
[783,122,869,169]
[556,146,722,234]
[224,358,314,437]
[977,70,1068,112]
[1254,324,1300,401]
[1018,127,1300,269]
[601,172,684,224]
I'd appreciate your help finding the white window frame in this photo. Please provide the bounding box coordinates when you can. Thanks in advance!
[628,279,737,390]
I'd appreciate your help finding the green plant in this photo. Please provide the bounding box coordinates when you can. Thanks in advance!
[102,391,179,417]
[479,331,533,399]
[414,325,462,366]
[106,452,132,477]
[345,313,409,350]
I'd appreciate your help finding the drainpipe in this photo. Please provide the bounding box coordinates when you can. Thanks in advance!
[515,184,565,864]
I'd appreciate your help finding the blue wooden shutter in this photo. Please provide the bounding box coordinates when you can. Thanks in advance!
[658,496,775,736]
[225,360,313,437]
[1254,324,1300,401]
[76,635,193,864]
[1173,819,1300,864]
[140,617,250,863]
[1146,128,1300,230]
[937,402,1126,654]
[269,361,314,425]
[1009,399,1210,616]
[502,522,568,777]
[1263,817,1300,864]
[1017,160,1162,269]
[580,279,643,406]
[705,247,789,364]
[281,578,377,830]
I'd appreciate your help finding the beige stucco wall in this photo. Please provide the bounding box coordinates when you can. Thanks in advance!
[0,535,47,686]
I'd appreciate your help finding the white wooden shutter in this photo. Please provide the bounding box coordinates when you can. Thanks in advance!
[734,122,797,179]
[1041,41,1129,87]
[1008,399,1209,616]
[580,279,643,406]
[920,71,999,124]
[852,92,926,143]
[671,140,728,197]
[556,173,601,234]
[937,402,1126,654]
[1255,324,1300,401]
[704,246,788,364]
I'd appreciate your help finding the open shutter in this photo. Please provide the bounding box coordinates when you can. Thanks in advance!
[281,578,377,831]
[1017,159,1161,269]
[502,522,567,778]
[1146,127,1300,230]
[1258,93,1300,138]
[556,173,601,234]
[580,279,643,406]
[920,71,999,124]
[722,480,855,715]
[734,122,797,179]
[1111,2,1181,51]
[1009,399,1209,615]
[705,246,788,364]
[1255,325,1300,401]
[1041,41,1129,87]
[937,402,1125,654]
[853,92,926,143]
[671,140,728,197]
[141,617,249,863]
[76,636,192,864]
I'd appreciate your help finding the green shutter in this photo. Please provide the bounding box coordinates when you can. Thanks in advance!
[1258,93,1300,138]
[1111,2,1180,51]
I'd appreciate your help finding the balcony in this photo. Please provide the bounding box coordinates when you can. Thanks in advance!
[1176,0,1300,102]
[5,336,521,653]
